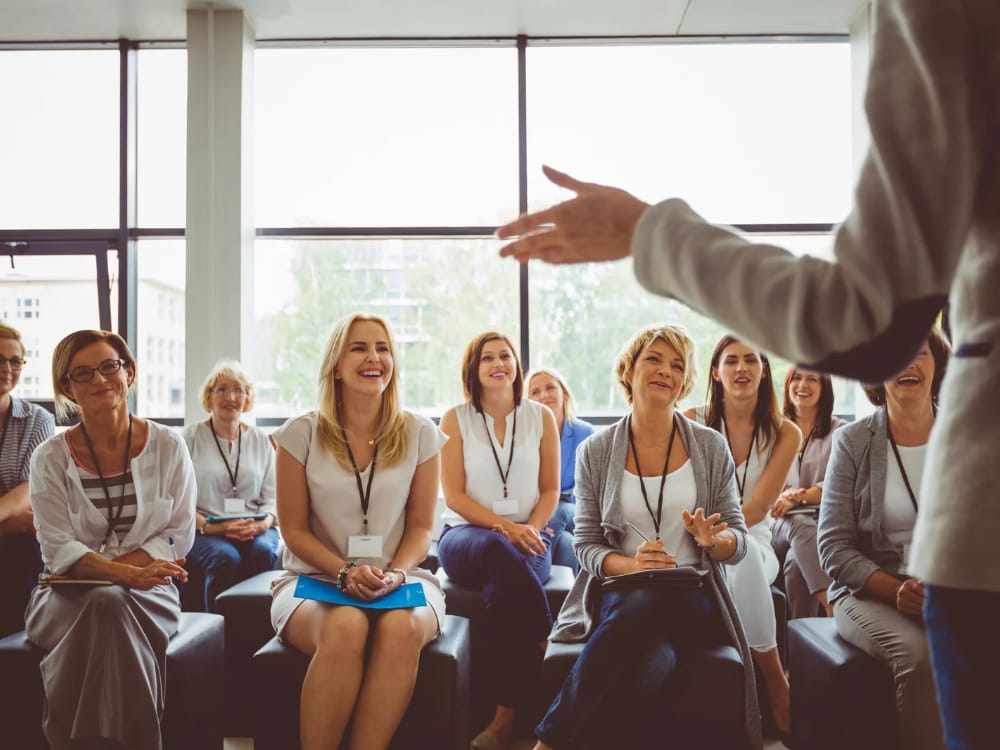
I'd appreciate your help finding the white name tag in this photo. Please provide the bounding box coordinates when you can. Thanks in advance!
[348,535,384,558]
[225,497,247,514]
[492,499,518,516]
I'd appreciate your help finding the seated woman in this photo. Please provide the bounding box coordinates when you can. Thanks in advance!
[818,328,950,750]
[181,360,279,612]
[438,331,560,750]
[26,330,195,750]
[770,368,848,618]
[0,323,54,637]
[535,324,757,750]
[684,335,800,733]
[526,366,594,573]
[270,313,446,750]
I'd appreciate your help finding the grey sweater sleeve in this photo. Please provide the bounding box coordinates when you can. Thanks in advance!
[572,436,615,578]
[817,428,879,595]
[631,0,981,381]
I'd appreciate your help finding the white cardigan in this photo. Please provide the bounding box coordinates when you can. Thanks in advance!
[29,420,197,575]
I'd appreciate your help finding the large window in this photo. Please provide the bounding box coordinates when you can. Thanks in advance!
[256,40,854,418]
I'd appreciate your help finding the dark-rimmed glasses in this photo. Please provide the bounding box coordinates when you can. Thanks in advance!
[66,359,127,384]
[0,356,26,371]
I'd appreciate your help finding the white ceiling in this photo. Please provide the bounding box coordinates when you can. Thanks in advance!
[0,0,868,42]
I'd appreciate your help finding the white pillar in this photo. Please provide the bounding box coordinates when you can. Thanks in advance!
[185,8,256,423]
[849,2,877,419]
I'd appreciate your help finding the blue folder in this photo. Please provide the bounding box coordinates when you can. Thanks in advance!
[293,575,427,610]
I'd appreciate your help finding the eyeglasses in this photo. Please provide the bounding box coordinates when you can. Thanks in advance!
[213,387,247,398]
[0,356,26,371]
[67,359,127,383]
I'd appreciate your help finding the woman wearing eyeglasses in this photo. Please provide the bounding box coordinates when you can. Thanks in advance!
[0,323,54,637]
[24,330,196,750]
[180,361,278,612]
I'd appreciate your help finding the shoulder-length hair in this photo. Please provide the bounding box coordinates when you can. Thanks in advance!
[0,323,25,357]
[461,332,523,413]
[52,329,136,421]
[862,326,951,407]
[315,313,408,470]
[199,360,256,413]
[525,366,576,423]
[615,323,697,406]
[782,368,836,439]
[705,334,782,448]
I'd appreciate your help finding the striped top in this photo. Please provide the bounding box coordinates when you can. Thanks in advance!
[0,398,55,496]
[67,432,141,545]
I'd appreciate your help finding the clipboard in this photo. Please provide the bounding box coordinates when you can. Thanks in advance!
[38,576,114,587]
[205,513,269,522]
[293,575,428,610]
[601,566,708,591]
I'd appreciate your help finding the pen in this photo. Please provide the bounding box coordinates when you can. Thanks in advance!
[626,521,649,542]
[168,536,177,561]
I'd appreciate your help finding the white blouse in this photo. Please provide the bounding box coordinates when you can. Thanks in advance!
[180,421,276,518]
[440,400,545,527]
[619,460,700,566]
[883,441,924,565]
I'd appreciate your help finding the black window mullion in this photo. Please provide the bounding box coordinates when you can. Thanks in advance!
[517,34,530,368]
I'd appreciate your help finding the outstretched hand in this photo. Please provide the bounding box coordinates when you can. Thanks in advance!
[682,508,728,549]
[496,166,649,265]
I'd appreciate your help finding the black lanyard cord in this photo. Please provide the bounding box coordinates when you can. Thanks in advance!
[797,423,816,476]
[481,407,518,499]
[80,414,133,547]
[627,412,677,541]
[344,433,378,534]
[725,421,758,502]
[209,418,242,497]
[886,419,921,513]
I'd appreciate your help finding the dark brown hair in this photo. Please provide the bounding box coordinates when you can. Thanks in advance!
[461,332,523,413]
[862,326,951,407]
[705,335,782,448]
[783,368,836,439]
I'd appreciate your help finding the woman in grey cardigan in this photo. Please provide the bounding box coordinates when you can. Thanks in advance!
[533,324,760,750]
[818,328,950,750]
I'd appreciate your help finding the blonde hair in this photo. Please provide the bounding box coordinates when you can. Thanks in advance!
[199,360,256,413]
[52,330,136,421]
[316,313,408,470]
[525,366,576,423]
[0,324,25,356]
[615,324,697,405]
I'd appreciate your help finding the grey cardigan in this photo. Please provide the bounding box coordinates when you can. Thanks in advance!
[818,407,906,604]
[551,413,761,750]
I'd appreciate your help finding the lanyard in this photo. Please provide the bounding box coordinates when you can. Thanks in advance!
[0,398,13,459]
[725,421,758,502]
[886,420,920,513]
[481,407,518,499]
[626,413,677,541]
[797,424,816,476]
[79,414,133,553]
[209,418,242,497]
[344,433,378,534]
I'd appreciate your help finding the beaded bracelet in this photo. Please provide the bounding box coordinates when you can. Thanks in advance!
[336,559,357,590]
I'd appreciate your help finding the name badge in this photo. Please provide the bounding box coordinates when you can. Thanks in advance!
[225,497,248,514]
[348,535,384,558]
[492,499,518,516]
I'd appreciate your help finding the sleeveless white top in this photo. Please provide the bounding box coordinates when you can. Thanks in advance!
[620,460,700,566]
[440,400,545,526]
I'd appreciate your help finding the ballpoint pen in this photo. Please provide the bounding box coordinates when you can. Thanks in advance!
[168,536,178,561]
[626,521,650,542]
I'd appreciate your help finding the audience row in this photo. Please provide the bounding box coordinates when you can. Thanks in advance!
[0,317,949,750]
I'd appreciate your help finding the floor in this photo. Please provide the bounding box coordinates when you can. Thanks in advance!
[225,737,791,749]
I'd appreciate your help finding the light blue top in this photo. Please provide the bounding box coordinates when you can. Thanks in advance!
[559,417,594,500]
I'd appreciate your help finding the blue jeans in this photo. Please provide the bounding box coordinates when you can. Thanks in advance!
[536,586,729,749]
[548,499,579,574]
[924,585,1000,750]
[0,532,43,637]
[438,523,553,707]
[185,527,280,612]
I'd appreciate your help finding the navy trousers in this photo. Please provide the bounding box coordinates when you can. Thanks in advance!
[0,531,43,637]
[438,523,553,708]
[184,527,280,612]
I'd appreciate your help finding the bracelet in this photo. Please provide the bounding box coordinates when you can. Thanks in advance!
[336,559,357,590]
[390,567,407,584]
[697,540,718,555]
